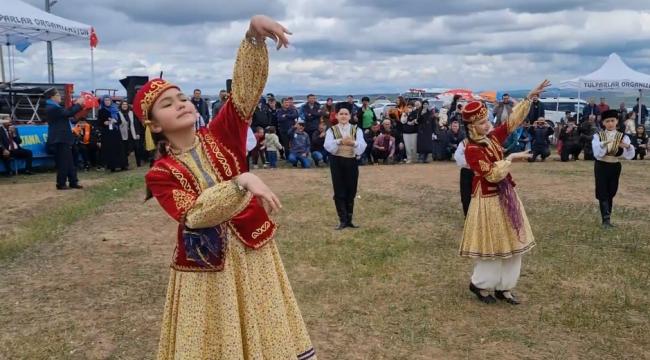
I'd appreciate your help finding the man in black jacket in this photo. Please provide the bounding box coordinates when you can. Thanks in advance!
[1,118,33,176]
[526,95,545,124]
[191,89,210,124]
[300,94,321,138]
[251,98,271,129]
[579,114,599,160]
[45,88,85,189]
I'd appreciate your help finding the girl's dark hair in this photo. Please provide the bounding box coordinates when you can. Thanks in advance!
[145,109,170,201]
[267,126,276,134]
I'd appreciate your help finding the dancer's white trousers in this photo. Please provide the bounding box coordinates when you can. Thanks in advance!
[471,254,522,291]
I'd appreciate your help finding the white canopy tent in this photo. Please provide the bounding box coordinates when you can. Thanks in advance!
[559,53,650,120]
[0,0,92,84]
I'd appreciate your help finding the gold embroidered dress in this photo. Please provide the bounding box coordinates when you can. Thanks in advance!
[459,100,536,259]
[145,37,315,360]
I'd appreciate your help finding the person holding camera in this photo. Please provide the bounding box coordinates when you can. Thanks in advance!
[527,117,554,162]
[559,119,582,161]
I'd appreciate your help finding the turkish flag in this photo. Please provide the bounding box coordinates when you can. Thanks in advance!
[80,91,99,110]
[90,27,98,48]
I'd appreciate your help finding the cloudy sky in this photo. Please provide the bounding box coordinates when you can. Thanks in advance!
[12,0,650,95]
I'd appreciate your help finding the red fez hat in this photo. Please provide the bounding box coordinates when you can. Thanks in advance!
[461,101,489,124]
[133,78,179,124]
[132,78,179,151]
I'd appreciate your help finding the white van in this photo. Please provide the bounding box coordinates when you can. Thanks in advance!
[539,97,587,124]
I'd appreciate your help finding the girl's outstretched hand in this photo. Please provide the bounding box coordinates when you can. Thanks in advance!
[506,150,531,161]
[249,15,292,50]
[235,172,282,214]
[527,79,551,99]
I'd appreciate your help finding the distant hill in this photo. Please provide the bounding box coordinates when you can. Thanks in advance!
[206,89,646,105]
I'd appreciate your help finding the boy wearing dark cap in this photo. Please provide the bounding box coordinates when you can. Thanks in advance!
[324,102,367,230]
[591,109,635,228]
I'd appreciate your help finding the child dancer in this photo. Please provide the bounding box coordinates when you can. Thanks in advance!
[138,15,315,359]
[324,102,367,230]
[592,110,635,228]
[460,80,550,305]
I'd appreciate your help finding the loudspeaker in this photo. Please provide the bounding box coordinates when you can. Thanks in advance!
[119,76,149,104]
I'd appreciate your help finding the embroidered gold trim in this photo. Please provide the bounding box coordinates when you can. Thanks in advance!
[599,131,624,156]
[149,166,170,174]
[197,132,221,182]
[479,160,491,172]
[140,79,177,122]
[465,106,489,124]
[201,132,232,179]
[169,156,201,193]
[172,189,195,213]
[251,221,271,239]
[170,166,195,193]
[219,139,242,174]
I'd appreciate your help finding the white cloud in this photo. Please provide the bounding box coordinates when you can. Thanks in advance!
[10,0,650,95]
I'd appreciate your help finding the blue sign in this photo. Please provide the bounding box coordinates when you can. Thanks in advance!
[15,125,50,157]
[0,125,54,173]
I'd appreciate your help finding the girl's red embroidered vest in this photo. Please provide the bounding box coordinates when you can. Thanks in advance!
[146,127,276,272]
[465,124,516,197]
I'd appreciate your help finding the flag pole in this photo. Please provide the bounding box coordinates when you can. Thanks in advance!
[91,45,95,119]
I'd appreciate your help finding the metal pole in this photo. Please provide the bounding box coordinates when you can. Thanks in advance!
[91,47,95,91]
[45,0,55,83]
[577,89,581,121]
[0,45,4,83]
[639,89,642,126]
[8,45,14,83]
[91,46,96,119]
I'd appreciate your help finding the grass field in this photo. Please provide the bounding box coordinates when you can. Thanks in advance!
[1,159,649,359]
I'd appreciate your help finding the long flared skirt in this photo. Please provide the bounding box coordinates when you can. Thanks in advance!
[459,187,535,259]
[157,236,316,360]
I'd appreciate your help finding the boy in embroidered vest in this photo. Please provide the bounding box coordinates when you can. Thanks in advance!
[592,109,635,229]
[324,102,367,230]
[460,80,550,305]
[137,16,316,359]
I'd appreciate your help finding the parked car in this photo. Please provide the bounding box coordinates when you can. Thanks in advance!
[539,97,587,125]
[370,102,395,119]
